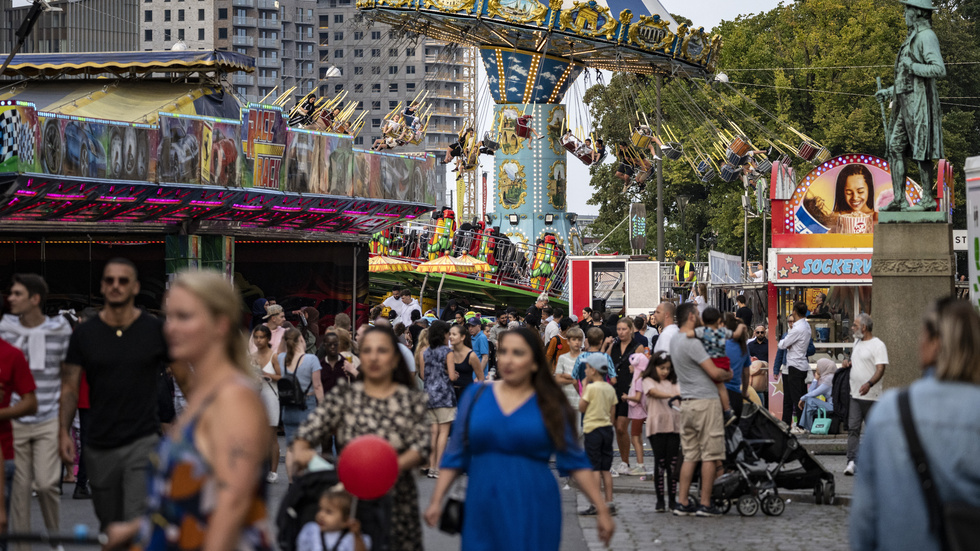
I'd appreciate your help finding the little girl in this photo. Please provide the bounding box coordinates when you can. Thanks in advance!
[297,485,371,551]
[623,353,651,475]
[642,352,681,512]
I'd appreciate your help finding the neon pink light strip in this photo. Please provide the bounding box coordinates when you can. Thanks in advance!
[232,204,263,210]
[145,198,182,205]
[14,190,36,196]
[46,194,86,200]
[189,200,222,207]
[98,196,137,202]
[271,206,302,212]
[308,208,337,213]
[343,210,369,215]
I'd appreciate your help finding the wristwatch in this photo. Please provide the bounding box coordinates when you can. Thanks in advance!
[866,380,875,388]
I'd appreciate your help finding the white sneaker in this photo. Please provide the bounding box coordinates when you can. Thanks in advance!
[844,461,856,476]
[629,465,647,476]
[790,426,805,435]
[266,472,278,483]
[615,462,632,476]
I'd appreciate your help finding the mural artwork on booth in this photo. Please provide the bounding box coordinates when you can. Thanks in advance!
[0,103,38,174]
[498,160,527,209]
[39,114,155,181]
[241,105,287,189]
[548,159,566,209]
[494,106,523,155]
[546,105,565,155]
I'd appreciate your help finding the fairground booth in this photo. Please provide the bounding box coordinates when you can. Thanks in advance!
[765,154,953,414]
[0,52,439,327]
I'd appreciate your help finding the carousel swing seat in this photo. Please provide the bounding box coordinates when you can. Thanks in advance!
[662,142,683,161]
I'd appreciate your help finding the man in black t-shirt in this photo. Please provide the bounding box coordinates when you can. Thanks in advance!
[60,258,184,530]
[735,295,753,328]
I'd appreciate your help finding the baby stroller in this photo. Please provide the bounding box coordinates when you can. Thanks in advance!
[737,402,836,505]
[708,409,786,517]
[277,469,393,551]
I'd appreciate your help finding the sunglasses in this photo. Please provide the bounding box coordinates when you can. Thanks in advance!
[103,276,131,286]
[755,331,765,335]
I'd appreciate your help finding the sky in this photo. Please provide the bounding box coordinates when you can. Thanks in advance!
[459,0,785,217]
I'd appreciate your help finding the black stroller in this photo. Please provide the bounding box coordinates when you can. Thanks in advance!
[709,409,786,517]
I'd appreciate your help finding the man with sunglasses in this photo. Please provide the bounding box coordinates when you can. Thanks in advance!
[60,258,185,531]
[747,325,770,407]
[0,273,69,549]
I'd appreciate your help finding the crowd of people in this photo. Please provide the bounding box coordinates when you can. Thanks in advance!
[1,262,979,550]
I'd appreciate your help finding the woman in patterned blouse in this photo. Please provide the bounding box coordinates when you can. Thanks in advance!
[291,326,431,551]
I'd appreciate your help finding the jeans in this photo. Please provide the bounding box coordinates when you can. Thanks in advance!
[799,396,833,431]
[782,368,808,426]
[847,398,876,462]
[282,395,318,445]
[648,433,679,501]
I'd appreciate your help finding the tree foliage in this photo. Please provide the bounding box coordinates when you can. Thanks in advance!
[582,0,980,258]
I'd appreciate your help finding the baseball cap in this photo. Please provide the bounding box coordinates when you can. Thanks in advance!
[584,354,609,375]
[263,304,284,319]
[466,317,481,326]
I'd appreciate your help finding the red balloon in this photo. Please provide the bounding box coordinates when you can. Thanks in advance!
[337,435,399,500]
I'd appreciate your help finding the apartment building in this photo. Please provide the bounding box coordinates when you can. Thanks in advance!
[1,0,138,54]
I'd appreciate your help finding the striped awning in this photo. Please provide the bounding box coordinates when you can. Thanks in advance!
[0,50,255,78]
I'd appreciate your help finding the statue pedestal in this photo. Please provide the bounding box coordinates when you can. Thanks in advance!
[871,222,954,389]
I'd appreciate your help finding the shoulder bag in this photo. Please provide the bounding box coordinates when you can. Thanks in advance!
[438,384,489,535]
[899,389,980,551]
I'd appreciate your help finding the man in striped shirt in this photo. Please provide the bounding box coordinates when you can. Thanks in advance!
[0,274,71,549]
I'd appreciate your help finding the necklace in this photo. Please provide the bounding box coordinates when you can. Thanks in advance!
[104,309,139,337]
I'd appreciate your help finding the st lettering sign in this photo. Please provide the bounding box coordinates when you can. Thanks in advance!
[770,249,873,284]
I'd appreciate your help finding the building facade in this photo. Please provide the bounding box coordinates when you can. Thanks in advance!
[1,0,138,54]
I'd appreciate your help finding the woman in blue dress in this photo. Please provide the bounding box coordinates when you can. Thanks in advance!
[424,327,614,549]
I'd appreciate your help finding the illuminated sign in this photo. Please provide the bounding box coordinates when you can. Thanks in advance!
[770,249,873,284]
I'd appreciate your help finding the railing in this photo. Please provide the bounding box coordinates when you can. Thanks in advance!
[372,220,569,299]
[233,0,255,6]
[257,76,278,87]
[232,35,255,46]
[281,31,297,41]
[293,50,314,60]
[658,262,710,300]
[257,37,279,48]
[233,16,257,26]
[231,74,255,85]
[258,17,281,29]
[297,13,314,23]
[258,0,279,9]
[255,57,280,68]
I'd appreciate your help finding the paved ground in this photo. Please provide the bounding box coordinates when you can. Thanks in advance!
[32,436,853,550]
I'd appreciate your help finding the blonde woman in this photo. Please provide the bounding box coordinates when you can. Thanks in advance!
[104,270,272,550]
[279,327,324,481]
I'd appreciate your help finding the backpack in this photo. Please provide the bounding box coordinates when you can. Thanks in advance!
[278,357,313,409]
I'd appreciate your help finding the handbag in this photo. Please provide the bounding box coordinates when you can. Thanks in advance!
[438,384,488,535]
[899,389,980,551]
[809,409,832,435]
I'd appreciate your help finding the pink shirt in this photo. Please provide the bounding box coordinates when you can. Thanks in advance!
[628,370,647,420]
[641,377,681,436]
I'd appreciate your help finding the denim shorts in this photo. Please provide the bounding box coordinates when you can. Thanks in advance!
[282,395,318,444]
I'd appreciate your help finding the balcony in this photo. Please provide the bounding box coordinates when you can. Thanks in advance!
[293,50,314,60]
[258,18,281,29]
[232,74,255,85]
[258,76,278,87]
[233,0,255,7]
[257,0,279,9]
[233,16,256,27]
[282,31,297,41]
[258,37,279,48]
[232,35,254,46]
[256,57,280,68]
[297,13,314,23]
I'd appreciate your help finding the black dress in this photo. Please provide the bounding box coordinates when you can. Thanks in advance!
[452,349,475,402]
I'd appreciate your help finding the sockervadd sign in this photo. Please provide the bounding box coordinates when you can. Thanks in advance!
[770,249,873,284]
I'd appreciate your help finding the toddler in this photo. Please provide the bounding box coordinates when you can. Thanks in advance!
[296,485,370,551]
[622,353,651,475]
[683,307,746,423]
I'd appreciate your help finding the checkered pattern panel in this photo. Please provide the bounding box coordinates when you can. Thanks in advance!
[0,109,18,164]
[17,114,34,166]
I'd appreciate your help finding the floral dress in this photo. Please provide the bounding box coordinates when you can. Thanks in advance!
[423,345,456,409]
[296,380,430,551]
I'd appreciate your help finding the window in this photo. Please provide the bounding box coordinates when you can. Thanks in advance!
[354,48,363,57]
[334,49,343,58]
[388,66,398,75]
[333,14,343,23]
[218,8,227,19]
[371,31,380,40]
[198,28,204,40]
[354,31,363,40]
[371,48,380,57]
[372,83,381,93]
[164,29,172,41]
[356,101,363,110]
[372,118,381,128]
[334,32,343,41]
[389,83,398,93]
[405,65,415,74]
[406,82,415,92]
[371,66,380,75]
[144,29,152,41]
[389,48,398,57]
[389,101,398,109]
[406,48,415,57]
[354,136,363,145]
[178,9,184,21]
[164,9,171,21]
[144,10,152,21]
[371,101,381,110]
[178,28,185,39]
[354,66,363,75]
[335,84,343,93]
[354,84,363,93]
[218,27,228,39]
[198,9,204,20]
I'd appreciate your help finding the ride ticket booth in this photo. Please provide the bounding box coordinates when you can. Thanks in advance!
[567,256,662,319]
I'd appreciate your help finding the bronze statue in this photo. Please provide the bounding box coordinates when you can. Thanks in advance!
[875,0,945,212]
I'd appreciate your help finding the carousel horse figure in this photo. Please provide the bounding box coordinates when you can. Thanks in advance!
[428,207,457,260]
[530,234,559,291]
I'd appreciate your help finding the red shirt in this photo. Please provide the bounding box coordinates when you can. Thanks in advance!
[0,339,37,460]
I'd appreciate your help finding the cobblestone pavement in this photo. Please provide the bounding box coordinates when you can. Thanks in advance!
[576,490,851,551]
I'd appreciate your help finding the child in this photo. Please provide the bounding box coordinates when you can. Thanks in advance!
[622,353,650,476]
[554,326,584,411]
[572,327,616,384]
[578,354,618,516]
[297,485,370,551]
[682,307,746,424]
[642,352,681,512]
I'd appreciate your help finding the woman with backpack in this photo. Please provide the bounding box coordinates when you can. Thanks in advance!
[279,327,324,482]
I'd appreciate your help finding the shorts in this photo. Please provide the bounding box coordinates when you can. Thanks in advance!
[712,356,731,370]
[426,407,457,425]
[282,395,318,444]
[449,142,464,157]
[615,400,629,418]
[618,163,635,176]
[680,399,725,463]
[630,418,645,437]
[584,426,614,471]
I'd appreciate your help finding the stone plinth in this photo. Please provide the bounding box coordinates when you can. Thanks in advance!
[871,222,954,389]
